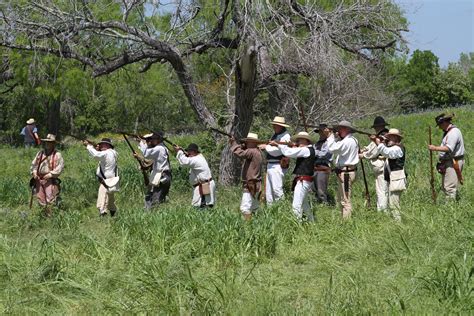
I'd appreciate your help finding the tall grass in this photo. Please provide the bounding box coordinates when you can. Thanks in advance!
[0,107,473,313]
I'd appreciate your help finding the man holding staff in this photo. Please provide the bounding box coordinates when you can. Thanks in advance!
[30,134,64,216]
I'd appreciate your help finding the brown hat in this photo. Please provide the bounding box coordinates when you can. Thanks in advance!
[435,113,454,125]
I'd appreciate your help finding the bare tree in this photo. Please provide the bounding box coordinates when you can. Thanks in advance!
[0,0,407,184]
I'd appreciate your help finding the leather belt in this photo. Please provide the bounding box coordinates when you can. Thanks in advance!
[295,175,313,182]
[334,166,357,174]
[193,178,212,187]
[454,155,464,160]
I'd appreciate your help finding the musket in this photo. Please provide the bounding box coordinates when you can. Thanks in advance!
[360,159,371,208]
[122,133,151,186]
[210,127,293,146]
[67,134,97,146]
[428,126,437,202]
[301,123,386,140]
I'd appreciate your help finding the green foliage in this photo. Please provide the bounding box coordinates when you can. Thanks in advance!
[0,108,473,313]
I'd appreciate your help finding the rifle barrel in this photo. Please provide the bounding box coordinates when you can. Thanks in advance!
[429,126,437,202]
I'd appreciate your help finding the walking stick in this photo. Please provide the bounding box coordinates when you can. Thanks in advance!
[428,126,437,202]
[360,159,371,208]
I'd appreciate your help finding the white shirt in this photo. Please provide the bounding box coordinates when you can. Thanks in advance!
[440,125,465,160]
[278,145,311,158]
[87,145,118,179]
[377,143,403,159]
[176,151,213,185]
[139,142,170,173]
[327,134,359,167]
[265,131,291,160]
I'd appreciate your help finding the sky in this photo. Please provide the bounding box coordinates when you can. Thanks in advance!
[397,0,474,67]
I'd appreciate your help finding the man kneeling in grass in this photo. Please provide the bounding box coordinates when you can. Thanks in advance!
[173,143,216,209]
[84,138,119,217]
[230,133,263,220]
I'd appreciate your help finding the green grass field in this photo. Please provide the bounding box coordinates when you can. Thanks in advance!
[1,108,473,314]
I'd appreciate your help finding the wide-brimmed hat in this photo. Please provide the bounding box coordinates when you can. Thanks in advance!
[41,134,57,143]
[186,143,200,153]
[98,138,114,148]
[385,128,403,139]
[291,131,314,143]
[335,120,353,130]
[242,132,259,142]
[371,116,389,128]
[313,123,328,132]
[144,132,163,140]
[26,118,35,124]
[435,113,454,125]
[271,116,290,128]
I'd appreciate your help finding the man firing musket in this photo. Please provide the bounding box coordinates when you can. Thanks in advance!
[428,113,465,200]
[121,132,153,186]
[172,143,216,209]
[136,132,172,210]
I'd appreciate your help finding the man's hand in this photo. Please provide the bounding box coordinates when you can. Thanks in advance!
[133,153,139,158]
[82,140,89,146]
[428,145,437,151]
[173,145,182,153]
[258,144,267,150]
[268,140,278,147]
[358,153,364,159]
[369,135,377,142]
[229,136,236,144]
[32,171,39,180]
[42,173,52,180]
[374,137,381,145]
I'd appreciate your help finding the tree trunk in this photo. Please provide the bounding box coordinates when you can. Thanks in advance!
[218,45,258,185]
[46,96,61,137]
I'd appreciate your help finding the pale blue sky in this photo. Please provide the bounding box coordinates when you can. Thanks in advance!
[397,0,474,67]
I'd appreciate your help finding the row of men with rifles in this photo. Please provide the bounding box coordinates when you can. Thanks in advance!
[28,113,465,220]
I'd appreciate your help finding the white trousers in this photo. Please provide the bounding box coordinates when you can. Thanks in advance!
[265,163,286,205]
[97,184,117,214]
[240,191,259,214]
[375,172,389,211]
[292,180,314,221]
[191,180,216,207]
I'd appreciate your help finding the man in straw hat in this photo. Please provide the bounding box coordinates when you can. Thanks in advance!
[84,138,119,217]
[136,132,172,210]
[20,118,41,148]
[324,121,359,219]
[369,128,406,220]
[230,133,263,220]
[360,116,390,211]
[174,143,216,208]
[312,124,333,204]
[270,131,315,221]
[428,113,465,199]
[30,134,64,216]
[259,116,291,205]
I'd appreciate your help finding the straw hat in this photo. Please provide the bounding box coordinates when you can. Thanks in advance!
[385,128,403,139]
[144,132,162,140]
[242,132,259,142]
[98,138,114,148]
[142,133,153,139]
[26,118,35,124]
[41,134,57,142]
[335,120,353,130]
[291,131,314,143]
[270,116,290,128]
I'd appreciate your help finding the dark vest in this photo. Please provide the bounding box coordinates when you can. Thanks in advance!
[384,145,405,181]
[24,125,36,143]
[293,146,315,176]
[266,128,287,161]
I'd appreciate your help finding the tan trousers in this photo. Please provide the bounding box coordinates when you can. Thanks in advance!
[97,184,117,214]
[388,191,401,221]
[336,171,356,219]
[442,160,464,199]
[375,172,389,211]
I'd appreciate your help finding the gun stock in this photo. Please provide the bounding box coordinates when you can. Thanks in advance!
[122,133,150,186]
[360,159,371,208]
[428,126,437,202]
